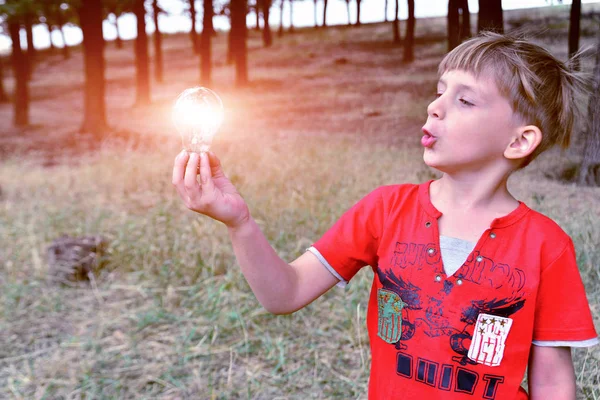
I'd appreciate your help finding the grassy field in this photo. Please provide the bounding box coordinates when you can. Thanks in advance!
[1,4,599,399]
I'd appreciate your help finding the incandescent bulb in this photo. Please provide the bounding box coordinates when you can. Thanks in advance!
[172,87,224,154]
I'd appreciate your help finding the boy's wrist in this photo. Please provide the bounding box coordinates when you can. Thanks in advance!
[226,213,253,234]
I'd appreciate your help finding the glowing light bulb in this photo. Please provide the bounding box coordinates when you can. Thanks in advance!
[172,87,224,154]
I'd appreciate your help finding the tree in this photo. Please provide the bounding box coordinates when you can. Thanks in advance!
[458,0,470,41]
[478,0,503,33]
[356,0,362,26]
[344,0,351,25]
[278,0,284,36]
[448,0,459,51]
[105,0,129,49]
[230,0,248,86]
[260,0,272,46]
[23,4,36,80]
[55,2,72,59]
[0,56,9,103]
[578,34,600,186]
[9,21,29,126]
[189,0,199,53]
[253,0,260,31]
[134,0,150,105]
[569,0,581,71]
[40,3,56,51]
[403,0,415,62]
[1,1,32,125]
[152,0,164,83]
[384,0,388,22]
[288,0,294,32]
[77,0,107,134]
[322,0,328,27]
[200,0,213,85]
[392,0,400,43]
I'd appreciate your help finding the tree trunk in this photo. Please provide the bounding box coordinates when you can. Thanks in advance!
[314,0,318,27]
[189,0,199,53]
[200,0,213,85]
[255,1,261,30]
[262,0,272,46]
[278,0,284,37]
[56,11,71,59]
[289,0,294,32]
[578,36,600,186]
[114,15,123,49]
[322,0,328,27]
[346,1,351,25]
[448,0,460,51]
[356,0,361,26]
[227,25,234,64]
[24,14,35,80]
[9,22,28,126]
[569,0,581,70]
[152,0,163,83]
[46,24,55,51]
[384,0,388,22]
[0,57,9,103]
[459,0,471,40]
[60,26,70,59]
[231,0,248,86]
[392,0,400,43]
[78,0,107,134]
[134,0,151,105]
[403,0,415,62]
[477,0,503,33]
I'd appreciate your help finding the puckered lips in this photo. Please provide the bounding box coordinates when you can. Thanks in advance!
[421,127,437,148]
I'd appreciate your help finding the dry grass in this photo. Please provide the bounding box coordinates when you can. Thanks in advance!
[1,5,599,399]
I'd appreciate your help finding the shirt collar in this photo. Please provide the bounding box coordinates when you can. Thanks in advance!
[418,179,530,229]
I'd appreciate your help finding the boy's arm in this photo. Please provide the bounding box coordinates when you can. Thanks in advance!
[173,151,340,314]
[228,217,339,315]
[527,345,576,400]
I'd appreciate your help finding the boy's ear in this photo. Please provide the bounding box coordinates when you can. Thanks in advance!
[504,125,543,160]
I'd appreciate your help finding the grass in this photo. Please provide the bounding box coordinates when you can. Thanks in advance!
[1,5,600,399]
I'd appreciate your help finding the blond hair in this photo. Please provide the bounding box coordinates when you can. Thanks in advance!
[439,32,588,168]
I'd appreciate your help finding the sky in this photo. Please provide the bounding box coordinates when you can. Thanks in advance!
[0,0,594,54]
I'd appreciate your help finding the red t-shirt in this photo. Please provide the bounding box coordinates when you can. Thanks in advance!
[312,181,598,399]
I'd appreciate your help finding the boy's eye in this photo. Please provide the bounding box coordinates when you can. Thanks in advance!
[459,98,474,106]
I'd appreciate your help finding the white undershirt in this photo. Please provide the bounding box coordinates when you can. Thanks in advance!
[439,235,476,276]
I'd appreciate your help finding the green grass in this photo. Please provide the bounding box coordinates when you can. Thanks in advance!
[1,4,600,399]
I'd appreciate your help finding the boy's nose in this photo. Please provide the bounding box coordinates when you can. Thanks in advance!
[427,97,444,119]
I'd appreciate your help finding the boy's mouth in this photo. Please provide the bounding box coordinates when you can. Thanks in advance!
[421,128,437,148]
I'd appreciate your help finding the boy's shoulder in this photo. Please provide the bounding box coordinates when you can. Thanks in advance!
[519,206,573,244]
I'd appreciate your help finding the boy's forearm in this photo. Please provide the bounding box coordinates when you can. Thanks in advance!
[528,381,576,400]
[528,345,576,400]
[227,216,298,314]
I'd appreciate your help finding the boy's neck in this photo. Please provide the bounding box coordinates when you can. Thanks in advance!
[430,173,518,214]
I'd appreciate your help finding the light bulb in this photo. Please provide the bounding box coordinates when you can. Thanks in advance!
[172,87,224,154]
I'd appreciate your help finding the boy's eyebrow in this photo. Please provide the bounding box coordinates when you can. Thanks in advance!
[438,78,478,94]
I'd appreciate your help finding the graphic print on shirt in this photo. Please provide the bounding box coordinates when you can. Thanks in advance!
[376,241,526,366]
[378,289,409,343]
[467,313,513,366]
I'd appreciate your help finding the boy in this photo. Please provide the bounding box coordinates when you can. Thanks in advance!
[172,33,598,399]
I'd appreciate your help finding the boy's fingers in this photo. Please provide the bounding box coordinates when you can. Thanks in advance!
[172,150,189,185]
[184,152,201,194]
[200,152,215,193]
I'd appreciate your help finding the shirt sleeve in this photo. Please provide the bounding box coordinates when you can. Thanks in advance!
[533,239,598,342]
[310,187,386,285]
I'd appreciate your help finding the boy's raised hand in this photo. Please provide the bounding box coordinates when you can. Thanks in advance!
[172,150,250,229]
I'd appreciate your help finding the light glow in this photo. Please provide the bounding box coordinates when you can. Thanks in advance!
[172,87,224,154]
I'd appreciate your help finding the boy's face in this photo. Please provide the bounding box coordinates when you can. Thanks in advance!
[421,69,520,174]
